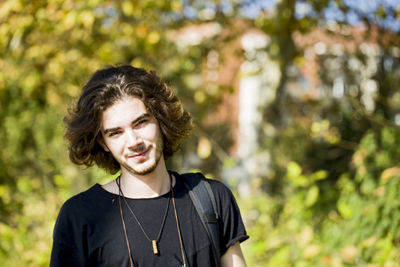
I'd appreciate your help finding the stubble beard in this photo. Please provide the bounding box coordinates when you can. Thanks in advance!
[121,137,164,176]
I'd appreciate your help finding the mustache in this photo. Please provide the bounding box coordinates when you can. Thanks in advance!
[128,144,147,153]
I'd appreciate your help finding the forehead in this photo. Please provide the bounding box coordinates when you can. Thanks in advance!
[101,97,149,128]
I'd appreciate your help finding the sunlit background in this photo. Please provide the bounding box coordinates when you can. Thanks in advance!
[1,0,400,266]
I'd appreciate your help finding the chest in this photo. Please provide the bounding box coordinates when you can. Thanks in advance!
[85,193,213,267]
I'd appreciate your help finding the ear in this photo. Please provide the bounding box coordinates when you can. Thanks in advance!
[97,135,110,152]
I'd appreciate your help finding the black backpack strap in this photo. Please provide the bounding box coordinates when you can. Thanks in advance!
[181,172,221,267]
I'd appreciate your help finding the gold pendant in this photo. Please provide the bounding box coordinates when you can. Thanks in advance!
[152,240,158,255]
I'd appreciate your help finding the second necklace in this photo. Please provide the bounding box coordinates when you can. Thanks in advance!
[116,176,170,255]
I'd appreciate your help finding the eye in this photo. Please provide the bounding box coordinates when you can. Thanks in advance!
[108,131,121,137]
[136,119,148,127]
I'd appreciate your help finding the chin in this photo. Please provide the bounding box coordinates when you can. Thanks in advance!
[122,148,163,176]
[135,166,157,176]
[123,161,158,176]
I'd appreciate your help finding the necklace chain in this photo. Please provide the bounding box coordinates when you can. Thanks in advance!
[117,176,170,246]
[117,173,187,267]
[171,177,187,267]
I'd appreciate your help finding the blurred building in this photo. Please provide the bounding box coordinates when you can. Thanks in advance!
[170,20,392,194]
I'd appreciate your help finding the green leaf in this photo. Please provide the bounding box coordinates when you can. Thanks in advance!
[311,170,328,181]
[305,185,319,207]
[337,201,353,219]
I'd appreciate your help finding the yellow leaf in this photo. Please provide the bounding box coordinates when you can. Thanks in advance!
[137,24,148,38]
[0,1,22,19]
[312,170,328,181]
[305,185,319,207]
[147,31,160,44]
[80,10,94,28]
[197,137,212,159]
[373,186,385,197]
[130,58,143,68]
[194,91,206,103]
[287,161,302,179]
[362,236,378,248]
[0,185,8,198]
[380,166,400,184]
[286,162,309,186]
[298,226,314,246]
[171,1,182,12]
[63,11,77,29]
[122,2,134,15]
[352,149,367,167]
[341,245,357,263]
[337,201,353,218]
[303,244,321,259]
[54,174,69,188]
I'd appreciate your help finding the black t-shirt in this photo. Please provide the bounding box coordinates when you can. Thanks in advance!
[50,172,249,267]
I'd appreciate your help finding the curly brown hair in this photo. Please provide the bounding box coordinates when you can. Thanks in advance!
[64,65,193,174]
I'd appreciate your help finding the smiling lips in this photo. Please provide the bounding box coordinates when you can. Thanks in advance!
[128,147,150,159]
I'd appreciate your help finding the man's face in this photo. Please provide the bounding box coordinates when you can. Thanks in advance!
[100,97,164,176]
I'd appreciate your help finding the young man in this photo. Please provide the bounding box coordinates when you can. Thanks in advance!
[50,65,248,267]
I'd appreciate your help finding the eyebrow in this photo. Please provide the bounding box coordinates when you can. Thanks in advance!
[103,113,151,135]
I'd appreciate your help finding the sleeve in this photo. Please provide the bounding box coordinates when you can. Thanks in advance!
[209,180,249,256]
[50,197,88,267]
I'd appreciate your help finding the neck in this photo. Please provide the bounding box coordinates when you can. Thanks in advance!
[119,159,171,198]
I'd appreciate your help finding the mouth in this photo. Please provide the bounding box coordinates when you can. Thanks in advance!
[128,147,150,159]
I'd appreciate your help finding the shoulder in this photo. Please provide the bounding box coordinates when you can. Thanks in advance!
[206,177,233,195]
[175,170,232,189]
[62,184,100,206]
[57,184,107,220]
[174,171,236,204]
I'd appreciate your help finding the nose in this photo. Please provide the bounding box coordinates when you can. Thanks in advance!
[125,129,143,148]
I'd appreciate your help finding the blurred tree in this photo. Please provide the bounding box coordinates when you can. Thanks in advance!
[0,0,214,265]
[241,0,400,265]
[245,0,400,192]
[1,0,400,265]
[0,0,251,264]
